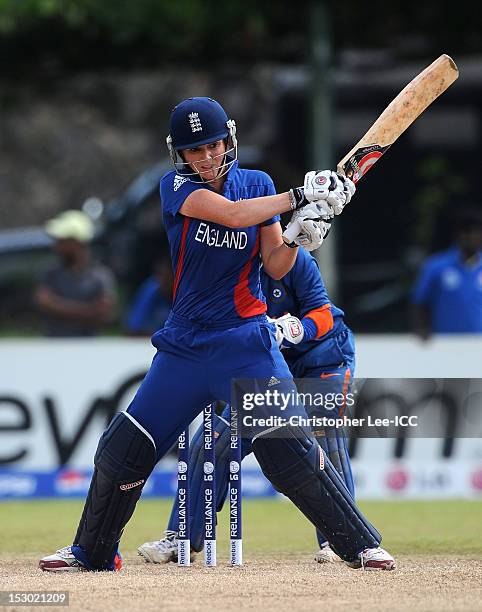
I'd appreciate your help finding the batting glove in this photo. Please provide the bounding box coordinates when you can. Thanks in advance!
[304,170,356,214]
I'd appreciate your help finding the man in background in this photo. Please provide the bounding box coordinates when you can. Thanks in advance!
[124,255,172,335]
[412,206,482,339]
[35,209,117,336]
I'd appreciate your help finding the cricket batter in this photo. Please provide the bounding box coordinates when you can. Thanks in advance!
[138,248,364,565]
[40,97,395,572]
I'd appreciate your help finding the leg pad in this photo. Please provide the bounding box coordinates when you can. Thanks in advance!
[252,425,380,562]
[73,412,156,569]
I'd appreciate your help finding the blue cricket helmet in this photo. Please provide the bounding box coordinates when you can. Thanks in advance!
[168,97,230,149]
[166,97,237,183]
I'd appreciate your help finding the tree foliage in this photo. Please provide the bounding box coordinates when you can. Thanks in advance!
[0,0,308,72]
[0,0,480,73]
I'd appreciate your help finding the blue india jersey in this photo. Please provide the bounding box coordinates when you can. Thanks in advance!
[262,248,346,360]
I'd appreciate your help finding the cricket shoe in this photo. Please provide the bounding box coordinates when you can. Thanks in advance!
[138,530,197,564]
[314,543,340,564]
[345,546,396,571]
[39,546,122,572]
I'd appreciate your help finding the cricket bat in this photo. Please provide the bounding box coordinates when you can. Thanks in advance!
[337,54,458,182]
[283,54,459,243]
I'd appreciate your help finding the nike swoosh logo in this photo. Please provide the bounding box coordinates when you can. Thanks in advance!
[319,373,342,378]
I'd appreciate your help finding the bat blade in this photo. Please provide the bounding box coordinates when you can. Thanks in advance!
[337,54,459,183]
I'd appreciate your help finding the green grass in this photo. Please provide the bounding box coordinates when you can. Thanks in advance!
[1,499,481,557]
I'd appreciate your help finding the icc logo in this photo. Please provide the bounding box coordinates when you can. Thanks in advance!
[178,461,188,474]
[204,462,215,475]
[230,461,240,473]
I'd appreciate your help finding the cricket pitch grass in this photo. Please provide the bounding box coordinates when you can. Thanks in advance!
[1,499,481,611]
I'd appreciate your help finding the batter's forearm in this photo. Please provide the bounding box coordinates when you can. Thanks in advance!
[230,193,292,228]
[181,190,292,228]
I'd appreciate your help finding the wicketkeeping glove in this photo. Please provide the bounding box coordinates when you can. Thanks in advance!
[274,314,305,348]
[266,316,284,346]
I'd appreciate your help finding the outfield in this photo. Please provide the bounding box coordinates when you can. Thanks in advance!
[1,499,481,611]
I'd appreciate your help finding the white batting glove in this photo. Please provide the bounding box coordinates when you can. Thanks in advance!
[304,170,355,214]
[282,201,332,251]
[283,200,332,239]
[275,314,304,348]
[266,316,284,346]
[294,218,331,252]
[299,200,334,220]
[328,173,355,214]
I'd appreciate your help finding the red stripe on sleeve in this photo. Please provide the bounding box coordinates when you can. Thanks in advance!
[234,231,267,318]
[172,217,190,302]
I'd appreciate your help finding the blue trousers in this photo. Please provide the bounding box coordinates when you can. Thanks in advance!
[127,313,299,459]
[167,326,356,550]
[72,317,380,569]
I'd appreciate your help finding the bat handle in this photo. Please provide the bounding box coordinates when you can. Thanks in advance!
[282,219,302,243]
[336,164,358,183]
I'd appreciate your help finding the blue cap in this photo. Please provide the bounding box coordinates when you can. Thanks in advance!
[168,97,230,150]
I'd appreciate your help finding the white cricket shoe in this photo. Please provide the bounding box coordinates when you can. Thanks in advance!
[39,546,122,572]
[346,546,396,571]
[138,530,197,564]
[39,546,87,572]
[314,543,340,564]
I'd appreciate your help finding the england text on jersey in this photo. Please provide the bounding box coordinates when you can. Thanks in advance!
[194,222,248,250]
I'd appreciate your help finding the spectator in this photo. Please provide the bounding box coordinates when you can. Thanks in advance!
[125,256,172,335]
[412,206,482,339]
[34,209,117,336]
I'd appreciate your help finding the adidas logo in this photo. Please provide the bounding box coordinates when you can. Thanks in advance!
[174,175,188,191]
[268,376,281,387]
